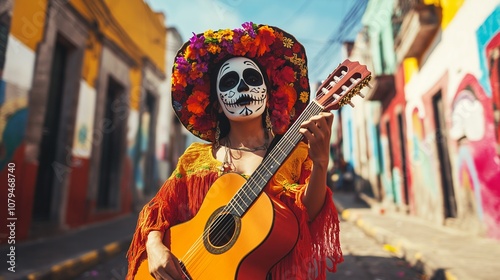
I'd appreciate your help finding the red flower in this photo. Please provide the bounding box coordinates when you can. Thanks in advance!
[187,90,209,114]
[300,76,309,89]
[189,115,214,132]
[277,84,297,111]
[272,66,296,86]
[172,89,184,101]
[292,42,301,53]
[271,109,290,134]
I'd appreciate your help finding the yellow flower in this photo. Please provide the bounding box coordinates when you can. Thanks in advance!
[282,37,293,48]
[300,91,309,103]
[204,29,215,38]
[301,67,308,77]
[215,29,234,42]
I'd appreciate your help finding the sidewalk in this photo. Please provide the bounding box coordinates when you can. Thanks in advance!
[0,214,137,280]
[333,191,500,280]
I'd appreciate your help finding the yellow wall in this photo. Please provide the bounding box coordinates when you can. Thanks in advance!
[68,0,167,109]
[81,32,103,87]
[424,0,465,29]
[10,0,48,50]
[129,67,142,111]
[70,0,165,75]
[403,57,419,84]
[104,0,166,73]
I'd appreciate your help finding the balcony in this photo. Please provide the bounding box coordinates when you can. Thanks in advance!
[393,1,441,62]
[364,74,395,105]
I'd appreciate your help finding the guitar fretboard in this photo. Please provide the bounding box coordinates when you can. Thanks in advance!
[227,100,325,217]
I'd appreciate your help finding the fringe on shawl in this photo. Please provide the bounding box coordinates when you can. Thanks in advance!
[125,171,218,280]
[270,184,343,280]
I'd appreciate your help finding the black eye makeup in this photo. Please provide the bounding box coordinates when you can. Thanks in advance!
[219,71,239,92]
[243,68,263,86]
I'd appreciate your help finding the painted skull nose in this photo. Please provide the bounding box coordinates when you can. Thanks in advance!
[237,79,249,92]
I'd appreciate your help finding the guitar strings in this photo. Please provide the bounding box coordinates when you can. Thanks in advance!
[178,104,322,276]
[179,81,348,275]
[178,76,364,276]
[178,83,339,276]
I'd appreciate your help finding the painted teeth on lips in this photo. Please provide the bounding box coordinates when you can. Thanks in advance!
[224,94,265,107]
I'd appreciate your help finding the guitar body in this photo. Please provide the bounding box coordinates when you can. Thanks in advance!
[134,59,371,279]
[135,173,299,279]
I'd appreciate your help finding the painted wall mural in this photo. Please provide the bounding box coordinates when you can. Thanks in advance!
[72,80,97,159]
[469,6,500,239]
[0,34,34,169]
[451,73,500,238]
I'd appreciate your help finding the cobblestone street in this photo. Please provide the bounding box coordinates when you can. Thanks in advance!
[329,219,423,280]
[74,216,423,280]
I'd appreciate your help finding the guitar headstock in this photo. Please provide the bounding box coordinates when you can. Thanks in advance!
[315,59,371,111]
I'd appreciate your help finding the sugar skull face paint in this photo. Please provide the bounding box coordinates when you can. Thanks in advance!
[216,57,267,122]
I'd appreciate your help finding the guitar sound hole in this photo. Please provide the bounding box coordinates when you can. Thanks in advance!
[208,214,236,247]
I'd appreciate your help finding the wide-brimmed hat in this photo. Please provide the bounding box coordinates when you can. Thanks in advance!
[171,22,310,143]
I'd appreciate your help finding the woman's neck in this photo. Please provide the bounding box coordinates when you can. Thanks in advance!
[225,118,270,149]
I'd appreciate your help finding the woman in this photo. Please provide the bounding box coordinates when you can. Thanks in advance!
[126,22,342,280]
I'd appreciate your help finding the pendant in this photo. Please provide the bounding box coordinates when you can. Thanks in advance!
[220,162,234,173]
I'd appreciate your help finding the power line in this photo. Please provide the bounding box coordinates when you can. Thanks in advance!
[282,0,315,26]
[310,0,364,69]
[309,0,368,80]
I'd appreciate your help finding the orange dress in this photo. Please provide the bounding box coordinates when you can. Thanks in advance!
[126,142,342,279]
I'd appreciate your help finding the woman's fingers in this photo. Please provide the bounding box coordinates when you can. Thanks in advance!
[300,112,334,165]
[300,112,333,140]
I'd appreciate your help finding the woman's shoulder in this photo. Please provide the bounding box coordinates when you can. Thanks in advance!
[185,142,212,152]
[181,142,212,159]
[178,142,218,172]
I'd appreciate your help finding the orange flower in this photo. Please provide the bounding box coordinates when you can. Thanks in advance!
[234,34,252,56]
[207,43,221,54]
[251,26,276,56]
[278,84,297,111]
[189,63,203,81]
[172,71,187,88]
[186,90,209,114]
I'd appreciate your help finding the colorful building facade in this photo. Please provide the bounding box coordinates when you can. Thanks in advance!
[346,0,500,239]
[0,0,173,242]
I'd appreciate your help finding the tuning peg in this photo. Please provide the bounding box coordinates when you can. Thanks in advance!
[348,101,355,107]
[367,83,373,89]
[358,92,365,98]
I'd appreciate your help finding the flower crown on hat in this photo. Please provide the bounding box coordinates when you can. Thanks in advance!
[172,22,310,143]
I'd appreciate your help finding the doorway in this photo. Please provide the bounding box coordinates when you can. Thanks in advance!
[432,92,457,218]
[385,120,396,203]
[397,112,410,208]
[32,39,68,221]
[97,77,126,209]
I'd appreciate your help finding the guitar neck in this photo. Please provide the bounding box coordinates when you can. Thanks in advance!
[225,59,371,217]
[227,100,325,217]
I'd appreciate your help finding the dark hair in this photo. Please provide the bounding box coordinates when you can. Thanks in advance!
[208,56,271,140]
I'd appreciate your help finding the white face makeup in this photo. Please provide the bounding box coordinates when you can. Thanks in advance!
[216,57,267,122]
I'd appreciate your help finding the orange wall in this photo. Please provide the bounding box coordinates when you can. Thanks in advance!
[9,0,48,50]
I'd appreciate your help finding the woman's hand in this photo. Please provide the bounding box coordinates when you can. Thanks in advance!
[299,112,334,220]
[146,231,185,280]
[299,112,334,166]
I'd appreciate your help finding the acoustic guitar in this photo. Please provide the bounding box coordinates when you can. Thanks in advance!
[135,59,371,279]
